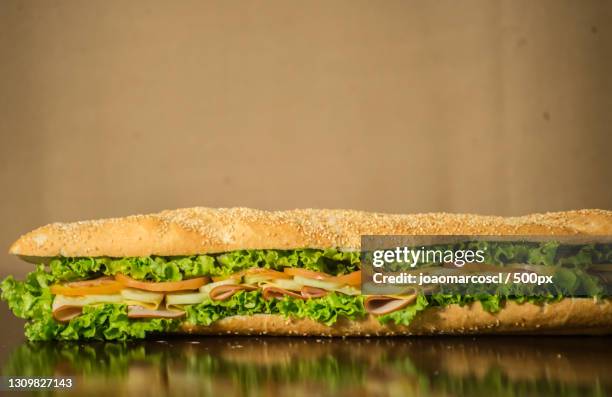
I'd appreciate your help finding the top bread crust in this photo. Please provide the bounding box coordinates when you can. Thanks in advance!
[9,207,612,259]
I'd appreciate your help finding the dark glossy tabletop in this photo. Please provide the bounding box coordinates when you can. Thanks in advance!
[1,305,610,397]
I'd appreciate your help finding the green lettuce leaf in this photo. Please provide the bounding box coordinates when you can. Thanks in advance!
[274,292,365,326]
[185,290,273,326]
[220,249,360,274]
[1,265,62,340]
[48,249,361,282]
[426,292,564,314]
[185,291,366,327]
[42,243,612,282]
[377,294,429,326]
[386,241,611,270]
[57,304,177,341]
[1,265,54,319]
[427,293,503,312]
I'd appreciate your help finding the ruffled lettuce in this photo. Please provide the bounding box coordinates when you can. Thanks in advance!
[216,249,360,276]
[48,249,361,282]
[184,290,273,326]
[1,265,54,319]
[46,243,611,282]
[274,292,365,326]
[1,266,60,340]
[386,242,611,270]
[377,294,429,326]
[475,241,611,266]
[185,291,366,327]
[428,293,505,312]
[426,265,606,301]
[57,304,176,341]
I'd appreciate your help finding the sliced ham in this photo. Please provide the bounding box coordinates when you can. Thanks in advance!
[300,286,329,299]
[209,284,258,301]
[262,286,304,300]
[52,306,83,322]
[364,295,417,315]
[127,306,186,318]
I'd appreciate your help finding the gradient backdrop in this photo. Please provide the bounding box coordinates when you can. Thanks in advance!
[1,0,611,276]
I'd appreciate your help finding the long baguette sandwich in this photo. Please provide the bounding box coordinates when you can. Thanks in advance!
[2,207,611,340]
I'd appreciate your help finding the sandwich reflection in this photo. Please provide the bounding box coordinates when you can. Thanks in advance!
[3,336,611,397]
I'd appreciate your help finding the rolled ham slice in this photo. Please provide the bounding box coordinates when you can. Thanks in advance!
[209,284,258,301]
[127,306,186,318]
[300,286,329,299]
[52,306,83,322]
[364,295,417,315]
[262,286,304,300]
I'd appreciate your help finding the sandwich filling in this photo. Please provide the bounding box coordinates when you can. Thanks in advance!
[2,243,611,341]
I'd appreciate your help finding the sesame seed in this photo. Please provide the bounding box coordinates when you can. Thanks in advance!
[11,207,612,257]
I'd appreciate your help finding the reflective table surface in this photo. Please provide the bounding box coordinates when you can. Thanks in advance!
[1,310,610,397]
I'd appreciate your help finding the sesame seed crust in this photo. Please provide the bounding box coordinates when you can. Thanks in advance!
[8,207,612,259]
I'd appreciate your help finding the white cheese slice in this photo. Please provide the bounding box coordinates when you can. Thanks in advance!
[166,292,208,310]
[52,294,123,311]
[120,288,164,310]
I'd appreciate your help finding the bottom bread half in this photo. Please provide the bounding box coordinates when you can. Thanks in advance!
[179,298,612,336]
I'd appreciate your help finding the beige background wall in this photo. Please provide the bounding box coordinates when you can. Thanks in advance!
[1,0,611,276]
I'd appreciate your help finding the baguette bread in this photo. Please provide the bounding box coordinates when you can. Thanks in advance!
[9,207,612,258]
